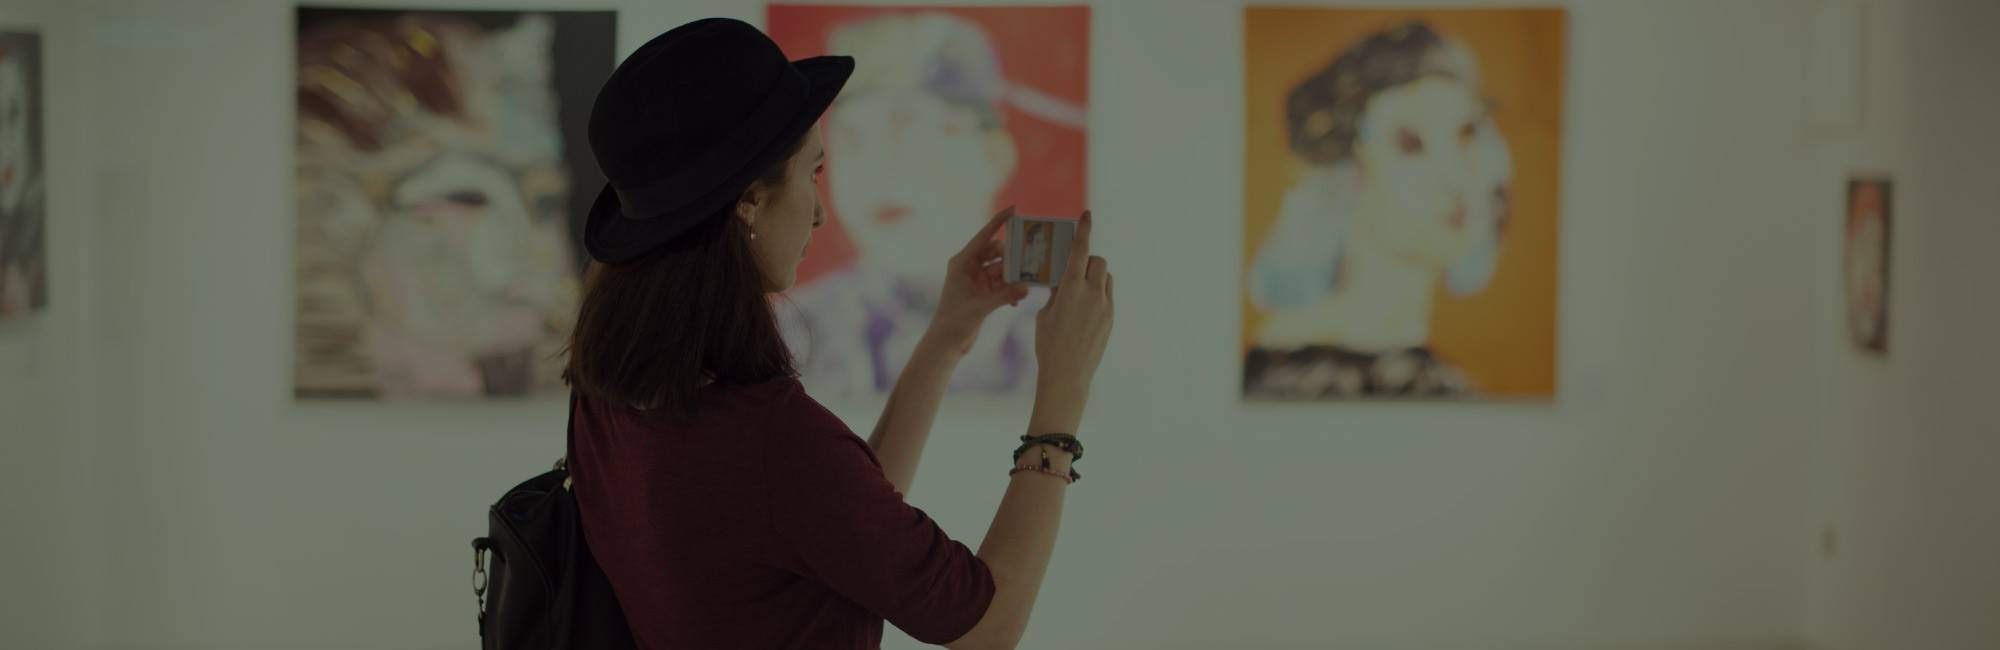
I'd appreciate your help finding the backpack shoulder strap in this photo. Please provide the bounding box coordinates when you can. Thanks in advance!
[561,390,579,489]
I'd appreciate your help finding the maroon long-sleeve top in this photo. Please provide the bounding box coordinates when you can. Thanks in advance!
[568,377,996,649]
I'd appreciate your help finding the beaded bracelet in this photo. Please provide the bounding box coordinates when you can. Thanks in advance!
[1009,465,1074,484]
[1011,442,1082,483]
[1013,433,1083,463]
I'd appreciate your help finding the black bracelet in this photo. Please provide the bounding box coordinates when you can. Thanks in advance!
[1014,433,1083,463]
[1012,444,1083,483]
[1012,434,1083,482]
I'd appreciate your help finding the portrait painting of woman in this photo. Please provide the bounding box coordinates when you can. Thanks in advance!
[767,6,1089,400]
[1242,9,1565,400]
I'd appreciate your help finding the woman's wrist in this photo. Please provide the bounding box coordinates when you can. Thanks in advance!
[1011,447,1075,479]
[1026,392,1086,437]
[920,319,982,357]
[914,325,975,361]
[1011,434,1080,484]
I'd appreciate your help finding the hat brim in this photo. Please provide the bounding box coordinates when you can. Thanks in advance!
[584,55,854,265]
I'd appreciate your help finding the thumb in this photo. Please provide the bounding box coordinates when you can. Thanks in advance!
[989,283,1029,308]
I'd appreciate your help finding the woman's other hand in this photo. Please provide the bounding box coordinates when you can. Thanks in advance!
[1030,210,1112,435]
[925,206,1032,356]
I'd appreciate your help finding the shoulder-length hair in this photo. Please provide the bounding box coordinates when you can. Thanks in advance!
[563,135,806,417]
[1285,21,1477,166]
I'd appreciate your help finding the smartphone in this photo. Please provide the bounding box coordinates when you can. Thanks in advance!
[1005,215,1077,287]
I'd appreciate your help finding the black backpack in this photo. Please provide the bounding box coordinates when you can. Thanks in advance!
[472,394,637,649]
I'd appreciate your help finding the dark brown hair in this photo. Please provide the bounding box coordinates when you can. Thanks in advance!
[563,135,807,416]
[1286,21,1471,165]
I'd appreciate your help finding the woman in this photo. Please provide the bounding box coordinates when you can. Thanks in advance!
[1246,21,1510,398]
[565,19,1114,649]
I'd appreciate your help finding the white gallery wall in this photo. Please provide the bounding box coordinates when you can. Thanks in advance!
[1800,1,2000,649]
[0,0,1990,649]
[0,0,109,647]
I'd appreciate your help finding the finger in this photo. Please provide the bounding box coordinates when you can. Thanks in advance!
[980,259,1007,290]
[971,239,1005,266]
[1104,270,1114,305]
[1060,210,1093,284]
[1086,255,1107,286]
[961,205,1016,256]
[1006,283,1030,307]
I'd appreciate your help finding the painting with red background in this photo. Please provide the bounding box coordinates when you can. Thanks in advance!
[766,5,1090,285]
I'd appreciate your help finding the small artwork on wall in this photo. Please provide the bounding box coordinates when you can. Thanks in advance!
[0,30,45,320]
[293,8,615,399]
[1242,8,1567,401]
[1844,177,1891,354]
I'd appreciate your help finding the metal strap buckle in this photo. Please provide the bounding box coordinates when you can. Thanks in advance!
[472,545,488,608]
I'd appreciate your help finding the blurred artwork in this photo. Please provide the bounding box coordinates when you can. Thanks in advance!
[767,5,1090,399]
[0,31,45,320]
[293,9,614,399]
[1022,223,1053,282]
[1243,9,1566,400]
[1004,216,1075,287]
[1844,178,1891,354]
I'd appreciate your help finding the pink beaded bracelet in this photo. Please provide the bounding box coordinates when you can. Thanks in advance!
[1008,465,1074,484]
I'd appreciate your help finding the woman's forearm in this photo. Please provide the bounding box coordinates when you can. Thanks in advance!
[867,333,962,495]
[952,402,1078,650]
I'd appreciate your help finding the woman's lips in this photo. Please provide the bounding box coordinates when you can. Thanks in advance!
[874,205,911,224]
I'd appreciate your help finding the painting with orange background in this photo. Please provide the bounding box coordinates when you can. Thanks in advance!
[1243,8,1565,400]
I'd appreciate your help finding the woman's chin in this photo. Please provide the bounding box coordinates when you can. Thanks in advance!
[769,268,801,294]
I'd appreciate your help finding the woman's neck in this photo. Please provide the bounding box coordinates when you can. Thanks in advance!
[1320,229,1437,353]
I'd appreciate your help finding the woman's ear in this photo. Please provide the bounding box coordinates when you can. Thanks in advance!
[735,184,765,229]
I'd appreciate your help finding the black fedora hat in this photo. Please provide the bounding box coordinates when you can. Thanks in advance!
[584,18,852,264]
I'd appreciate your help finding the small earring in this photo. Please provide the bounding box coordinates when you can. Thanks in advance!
[749,231,758,241]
